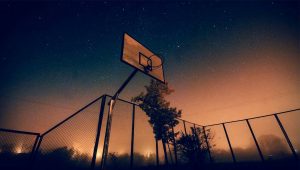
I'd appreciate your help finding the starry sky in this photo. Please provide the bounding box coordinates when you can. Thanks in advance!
[0,0,299,136]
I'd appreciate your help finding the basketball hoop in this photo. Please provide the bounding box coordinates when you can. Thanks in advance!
[121,33,165,83]
[148,54,164,70]
[101,33,167,170]
[138,52,164,74]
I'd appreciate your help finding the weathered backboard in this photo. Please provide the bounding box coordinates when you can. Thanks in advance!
[121,33,165,83]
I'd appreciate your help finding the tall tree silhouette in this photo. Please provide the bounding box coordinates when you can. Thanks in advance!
[132,80,182,165]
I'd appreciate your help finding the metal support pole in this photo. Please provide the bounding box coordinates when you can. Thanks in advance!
[130,104,135,169]
[31,135,43,169]
[202,126,212,163]
[171,126,178,165]
[246,119,264,162]
[100,102,113,169]
[30,134,40,160]
[29,134,40,169]
[100,69,138,170]
[35,135,43,154]
[183,120,187,135]
[91,95,106,169]
[222,123,236,163]
[274,114,298,160]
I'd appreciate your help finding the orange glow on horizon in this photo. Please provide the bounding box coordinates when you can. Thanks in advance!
[169,46,300,126]
[1,30,299,158]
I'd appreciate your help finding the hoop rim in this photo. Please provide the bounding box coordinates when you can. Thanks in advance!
[148,54,164,70]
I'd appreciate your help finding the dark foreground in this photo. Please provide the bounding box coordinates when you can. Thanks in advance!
[2,160,299,170]
[150,161,300,170]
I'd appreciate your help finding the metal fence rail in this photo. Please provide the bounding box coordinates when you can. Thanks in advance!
[0,94,299,170]
[203,109,300,163]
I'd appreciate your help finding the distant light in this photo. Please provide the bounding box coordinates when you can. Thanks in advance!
[145,151,152,158]
[96,152,102,159]
[15,146,23,154]
[118,149,125,155]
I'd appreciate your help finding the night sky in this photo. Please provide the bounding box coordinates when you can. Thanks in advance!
[0,1,299,134]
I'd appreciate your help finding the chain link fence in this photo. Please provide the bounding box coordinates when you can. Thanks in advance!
[0,94,299,170]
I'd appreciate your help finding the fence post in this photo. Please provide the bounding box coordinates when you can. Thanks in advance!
[193,124,201,152]
[246,119,264,162]
[29,134,40,169]
[171,126,178,165]
[183,120,187,135]
[202,126,212,163]
[30,134,40,160]
[31,135,43,169]
[130,104,135,169]
[222,123,236,163]
[274,114,298,160]
[91,95,106,169]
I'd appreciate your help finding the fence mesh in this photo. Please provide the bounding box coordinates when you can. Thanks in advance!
[278,110,300,156]
[249,116,294,161]
[195,125,211,163]
[174,119,185,139]
[34,97,103,170]
[0,130,37,169]
[225,121,261,162]
[172,119,185,164]
[184,121,194,135]
[208,125,233,163]
[105,99,132,169]
[133,106,156,168]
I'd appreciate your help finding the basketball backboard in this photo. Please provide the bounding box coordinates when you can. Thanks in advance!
[121,33,165,83]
